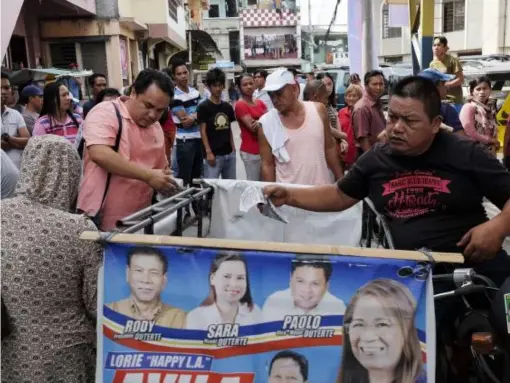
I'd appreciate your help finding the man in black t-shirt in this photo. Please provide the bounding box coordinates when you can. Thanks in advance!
[197,68,236,179]
[263,76,510,284]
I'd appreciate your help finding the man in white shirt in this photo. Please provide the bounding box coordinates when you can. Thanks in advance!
[1,73,30,169]
[262,256,345,322]
[1,150,19,199]
[253,69,274,110]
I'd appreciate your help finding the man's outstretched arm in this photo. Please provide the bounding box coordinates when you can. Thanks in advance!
[264,184,359,213]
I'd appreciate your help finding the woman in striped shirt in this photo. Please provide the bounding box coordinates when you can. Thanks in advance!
[33,82,82,144]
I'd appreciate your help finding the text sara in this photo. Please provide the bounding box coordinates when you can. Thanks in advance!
[207,323,240,339]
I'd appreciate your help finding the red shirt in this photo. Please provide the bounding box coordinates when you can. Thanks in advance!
[161,109,176,134]
[234,99,267,154]
[338,107,357,166]
[351,94,386,146]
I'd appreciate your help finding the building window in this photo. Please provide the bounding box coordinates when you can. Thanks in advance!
[443,0,465,32]
[384,56,403,64]
[168,0,180,22]
[49,43,77,69]
[225,0,238,17]
[209,4,220,18]
[382,4,402,39]
[229,31,240,65]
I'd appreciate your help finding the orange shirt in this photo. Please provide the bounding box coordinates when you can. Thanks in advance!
[77,98,167,230]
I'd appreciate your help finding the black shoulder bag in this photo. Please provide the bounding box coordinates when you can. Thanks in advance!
[1,297,11,339]
[86,103,123,227]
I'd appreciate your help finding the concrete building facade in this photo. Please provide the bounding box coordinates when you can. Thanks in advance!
[202,0,241,65]
[239,0,301,69]
[2,0,189,90]
[375,0,510,63]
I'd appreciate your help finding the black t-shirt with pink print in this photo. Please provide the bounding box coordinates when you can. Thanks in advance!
[337,131,510,252]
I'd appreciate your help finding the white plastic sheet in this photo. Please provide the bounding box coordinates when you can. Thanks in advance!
[206,179,363,246]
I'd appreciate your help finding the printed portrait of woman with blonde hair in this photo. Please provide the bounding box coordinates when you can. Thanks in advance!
[337,279,424,383]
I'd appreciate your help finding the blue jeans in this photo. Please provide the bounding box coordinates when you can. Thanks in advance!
[171,145,179,177]
[203,152,236,179]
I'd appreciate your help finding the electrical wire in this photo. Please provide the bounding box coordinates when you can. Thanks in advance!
[324,0,343,45]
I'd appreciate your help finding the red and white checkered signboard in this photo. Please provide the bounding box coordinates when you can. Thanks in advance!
[240,9,300,27]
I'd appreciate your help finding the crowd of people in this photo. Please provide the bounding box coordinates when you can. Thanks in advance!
[1,34,510,382]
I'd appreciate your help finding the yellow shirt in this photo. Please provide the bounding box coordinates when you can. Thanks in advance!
[429,53,464,104]
[107,298,186,329]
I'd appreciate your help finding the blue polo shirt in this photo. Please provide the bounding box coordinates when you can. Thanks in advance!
[440,102,463,132]
[171,86,201,139]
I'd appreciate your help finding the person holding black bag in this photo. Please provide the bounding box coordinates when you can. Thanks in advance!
[76,69,179,231]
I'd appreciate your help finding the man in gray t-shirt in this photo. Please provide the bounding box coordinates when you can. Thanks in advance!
[1,149,19,199]
[21,84,43,134]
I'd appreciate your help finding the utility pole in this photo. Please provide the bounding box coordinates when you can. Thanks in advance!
[361,0,375,74]
[308,0,314,66]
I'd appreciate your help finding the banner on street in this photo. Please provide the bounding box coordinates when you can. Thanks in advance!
[98,241,436,382]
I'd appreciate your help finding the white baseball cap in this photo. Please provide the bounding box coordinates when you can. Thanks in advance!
[262,68,296,92]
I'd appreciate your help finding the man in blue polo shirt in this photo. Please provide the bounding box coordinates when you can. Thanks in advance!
[418,68,464,134]
[170,60,202,205]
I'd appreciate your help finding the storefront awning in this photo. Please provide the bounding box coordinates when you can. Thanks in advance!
[4,67,93,85]
[187,29,222,57]
[148,24,187,50]
[120,17,147,32]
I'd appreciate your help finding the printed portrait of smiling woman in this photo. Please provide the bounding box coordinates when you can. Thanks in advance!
[337,279,424,383]
[185,252,262,330]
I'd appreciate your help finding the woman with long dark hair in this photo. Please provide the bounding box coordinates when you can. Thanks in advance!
[316,72,340,130]
[234,73,268,181]
[185,252,262,330]
[32,82,82,144]
[459,76,500,153]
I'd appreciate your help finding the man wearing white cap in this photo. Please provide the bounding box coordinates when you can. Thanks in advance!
[257,68,342,185]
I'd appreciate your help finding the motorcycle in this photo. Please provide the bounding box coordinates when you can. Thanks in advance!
[434,269,510,383]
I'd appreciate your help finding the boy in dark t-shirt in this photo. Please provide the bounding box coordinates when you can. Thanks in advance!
[197,68,236,179]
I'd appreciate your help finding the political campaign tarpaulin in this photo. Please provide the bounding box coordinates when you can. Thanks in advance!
[99,242,435,383]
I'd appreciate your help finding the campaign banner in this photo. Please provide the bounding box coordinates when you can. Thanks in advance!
[100,243,434,382]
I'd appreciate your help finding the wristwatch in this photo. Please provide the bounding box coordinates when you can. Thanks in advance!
[1,133,10,142]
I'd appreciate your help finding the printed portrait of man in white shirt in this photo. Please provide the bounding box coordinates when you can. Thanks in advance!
[262,256,346,322]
